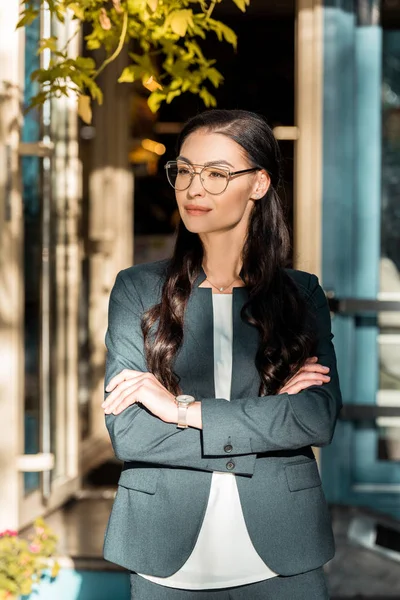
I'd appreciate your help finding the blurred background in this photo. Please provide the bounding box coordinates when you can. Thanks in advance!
[1,0,400,598]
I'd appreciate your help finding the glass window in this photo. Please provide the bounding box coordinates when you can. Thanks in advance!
[22,6,42,494]
[378,27,400,461]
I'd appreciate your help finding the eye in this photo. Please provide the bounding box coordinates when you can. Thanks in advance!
[208,169,227,179]
[177,166,191,176]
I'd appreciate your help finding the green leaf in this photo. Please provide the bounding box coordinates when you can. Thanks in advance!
[27,91,49,110]
[206,67,223,87]
[75,56,96,72]
[118,65,136,82]
[166,89,181,103]
[192,24,206,39]
[184,40,205,60]
[169,10,193,37]
[129,52,155,74]
[169,78,182,90]
[37,37,58,54]
[68,3,84,20]
[20,580,32,595]
[217,22,237,48]
[51,561,61,578]
[83,77,103,104]
[127,0,148,13]
[16,9,39,29]
[147,90,166,113]
[231,0,250,12]
[78,94,92,124]
[86,38,101,50]
[199,86,217,107]
[20,0,243,114]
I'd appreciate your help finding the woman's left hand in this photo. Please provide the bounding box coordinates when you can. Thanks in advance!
[102,370,178,424]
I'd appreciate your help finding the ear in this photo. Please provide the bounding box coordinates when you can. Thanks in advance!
[250,170,271,200]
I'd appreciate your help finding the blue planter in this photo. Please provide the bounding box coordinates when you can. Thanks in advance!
[21,568,130,600]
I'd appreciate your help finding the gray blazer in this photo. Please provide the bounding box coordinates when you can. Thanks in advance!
[102,258,342,577]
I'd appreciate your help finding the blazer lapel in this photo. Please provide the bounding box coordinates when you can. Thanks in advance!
[173,266,262,401]
[174,266,214,400]
[231,286,262,399]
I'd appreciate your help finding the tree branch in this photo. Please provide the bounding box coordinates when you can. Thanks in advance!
[93,10,128,80]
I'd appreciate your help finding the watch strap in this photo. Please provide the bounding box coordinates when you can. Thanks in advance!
[177,403,189,429]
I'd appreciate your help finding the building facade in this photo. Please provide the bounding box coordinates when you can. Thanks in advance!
[0,1,133,530]
[1,0,400,541]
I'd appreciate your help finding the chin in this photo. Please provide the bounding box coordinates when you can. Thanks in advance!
[180,218,207,234]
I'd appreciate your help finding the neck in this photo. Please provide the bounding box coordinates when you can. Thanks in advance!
[199,231,245,284]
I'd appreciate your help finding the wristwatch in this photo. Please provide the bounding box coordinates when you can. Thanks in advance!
[175,394,196,429]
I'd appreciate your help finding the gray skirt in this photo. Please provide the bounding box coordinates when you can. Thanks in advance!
[130,568,330,600]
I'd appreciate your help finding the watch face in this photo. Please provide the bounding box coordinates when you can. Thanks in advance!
[176,394,195,404]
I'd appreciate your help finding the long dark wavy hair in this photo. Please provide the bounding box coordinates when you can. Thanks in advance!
[141,109,317,397]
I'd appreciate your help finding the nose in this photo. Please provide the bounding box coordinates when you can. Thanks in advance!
[187,170,205,196]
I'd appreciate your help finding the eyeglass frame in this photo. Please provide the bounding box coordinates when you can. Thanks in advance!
[164,160,260,195]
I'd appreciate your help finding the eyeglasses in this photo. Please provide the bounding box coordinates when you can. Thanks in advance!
[164,160,259,195]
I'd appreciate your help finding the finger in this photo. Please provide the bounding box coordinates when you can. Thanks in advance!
[103,380,132,408]
[290,371,330,385]
[288,381,323,394]
[112,380,153,415]
[104,378,144,414]
[281,379,325,394]
[108,392,140,415]
[288,364,330,382]
[105,369,144,393]
[301,364,330,374]
[104,388,135,415]
[286,357,322,382]
[103,373,150,408]
[281,372,329,393]
[284,366,329,388]
[111,392,141,415]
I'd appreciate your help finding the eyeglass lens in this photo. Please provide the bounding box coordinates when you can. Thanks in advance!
[166,162,229,194]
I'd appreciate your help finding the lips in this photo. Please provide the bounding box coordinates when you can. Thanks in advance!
[185,205,212,212]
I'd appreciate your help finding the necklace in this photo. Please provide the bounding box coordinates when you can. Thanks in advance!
[203,267,240,292]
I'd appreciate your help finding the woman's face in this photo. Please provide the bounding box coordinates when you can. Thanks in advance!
[174,130,269,235]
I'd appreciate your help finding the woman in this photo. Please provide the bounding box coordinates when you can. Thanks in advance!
[101,109,342,599]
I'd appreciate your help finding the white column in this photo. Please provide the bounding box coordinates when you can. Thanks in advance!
[50,12,81,488]
[81,51,134,469]
[294,0,324,277]
[0,0,24,530]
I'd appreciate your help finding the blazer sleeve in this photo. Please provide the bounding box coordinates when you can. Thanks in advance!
[200,274,343,456]
[104,271,257,475]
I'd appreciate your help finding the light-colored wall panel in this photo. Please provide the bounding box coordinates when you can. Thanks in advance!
[0,0,24,530]
[294,0,323,278]
[81,51,134,470]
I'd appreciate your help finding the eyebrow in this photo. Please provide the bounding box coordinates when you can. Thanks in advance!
[177,155,235,168]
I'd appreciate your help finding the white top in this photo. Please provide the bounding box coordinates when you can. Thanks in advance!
[138,293,278,589]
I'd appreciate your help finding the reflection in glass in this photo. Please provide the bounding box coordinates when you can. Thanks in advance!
[378,30,400,461]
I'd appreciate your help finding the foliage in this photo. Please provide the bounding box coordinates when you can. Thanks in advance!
[0,518,60,599]
[16,0,251,123]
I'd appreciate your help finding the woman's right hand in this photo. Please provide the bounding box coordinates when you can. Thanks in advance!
[278,356,330,394]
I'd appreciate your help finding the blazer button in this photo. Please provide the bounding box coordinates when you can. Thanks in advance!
[224,444,233,453]
[226,461,235,470]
